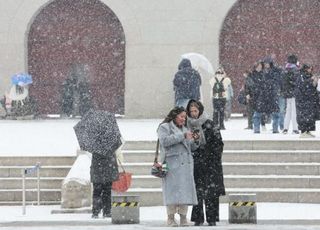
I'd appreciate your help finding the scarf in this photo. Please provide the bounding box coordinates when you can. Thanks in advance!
[187,113,208,146]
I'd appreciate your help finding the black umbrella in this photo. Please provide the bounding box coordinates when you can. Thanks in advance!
[73,109,122,156]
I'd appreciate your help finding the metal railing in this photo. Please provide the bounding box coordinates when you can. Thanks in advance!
[21,162,41,215]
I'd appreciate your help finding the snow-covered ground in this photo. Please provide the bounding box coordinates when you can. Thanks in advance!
[1,117,320,156]
[1,118,320,229]
[1,203,320,229]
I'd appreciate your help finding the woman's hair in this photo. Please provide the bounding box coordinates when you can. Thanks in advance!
[159,106,186,126]
[186,99,204,118]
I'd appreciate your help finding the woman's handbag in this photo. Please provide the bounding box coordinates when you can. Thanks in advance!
[151,139,168,178]
[112,159,132,193]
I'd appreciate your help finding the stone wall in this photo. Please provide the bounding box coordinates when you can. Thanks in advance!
[0,0,236,118]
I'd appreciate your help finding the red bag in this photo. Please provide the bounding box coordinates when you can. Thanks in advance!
[112,160,132,193]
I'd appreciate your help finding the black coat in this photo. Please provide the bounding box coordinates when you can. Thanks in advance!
[250,69,280,113]
[193,119,225,197]
[295,70,318,129]
[90,152,119,184]
[281,66,299,98]
[173,59,202,101]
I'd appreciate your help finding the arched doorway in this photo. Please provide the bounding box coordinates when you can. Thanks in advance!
[28,0,125,115]
[220,0,320,113]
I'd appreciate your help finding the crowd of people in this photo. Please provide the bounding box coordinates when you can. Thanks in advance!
[173,54,320,138]
[241,54,319,138]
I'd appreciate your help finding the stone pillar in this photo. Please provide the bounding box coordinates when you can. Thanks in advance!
[228,193,257,224]
[111,195,140,224]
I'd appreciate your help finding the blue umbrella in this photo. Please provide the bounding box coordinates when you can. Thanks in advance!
[11,73,33,86]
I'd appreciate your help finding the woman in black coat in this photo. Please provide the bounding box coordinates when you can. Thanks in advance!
[295,64,318,137]
[186,99,225,226]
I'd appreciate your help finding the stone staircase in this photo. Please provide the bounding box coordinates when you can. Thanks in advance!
[1,140,320,206]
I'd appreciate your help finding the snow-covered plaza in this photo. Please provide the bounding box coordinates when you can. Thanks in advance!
[1,118,320,229]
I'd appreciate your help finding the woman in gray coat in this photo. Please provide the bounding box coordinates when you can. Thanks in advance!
[157,106,199,227]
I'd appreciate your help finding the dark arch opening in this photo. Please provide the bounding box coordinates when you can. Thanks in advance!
[28,0,125,115]
[220,0,320,113]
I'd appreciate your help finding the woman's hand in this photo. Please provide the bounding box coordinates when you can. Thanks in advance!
[184,131,193,140]
[192,130,200,140]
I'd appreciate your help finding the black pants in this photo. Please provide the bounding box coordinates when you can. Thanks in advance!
[191,157,220,223]
[92,182,112,215]
[191,193,219,223]
[246,102,253,128]
[213,98,226,129]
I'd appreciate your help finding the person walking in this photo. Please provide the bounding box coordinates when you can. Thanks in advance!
[281,54,299,134]
[209,66,231,129]
[157,106,199,227]
[186,99,225,226]
[173,59,202,108]
[295,64,318,138]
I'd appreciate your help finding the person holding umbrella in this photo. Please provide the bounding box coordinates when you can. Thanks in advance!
[157,106,199,227]
[74,110,122,218]
[173,59,202,108]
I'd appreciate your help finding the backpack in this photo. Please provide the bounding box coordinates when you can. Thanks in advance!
[212,77,225,98]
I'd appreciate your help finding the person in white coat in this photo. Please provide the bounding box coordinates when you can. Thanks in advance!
[157,106,199,227]
[209,67,231,129]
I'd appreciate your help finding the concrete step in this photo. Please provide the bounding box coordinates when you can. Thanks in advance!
[0,189,60,202]
[119,162,320,176]
[223,162,320,175]
[2,175,320,190]
[123,188,320,205]
[0,166,71,177]
[123,140,320,151]
[0,177,63,189]
[0,156,76,166]
[130,175,320,189]
[2,188,320,206]
[122,150,320,163]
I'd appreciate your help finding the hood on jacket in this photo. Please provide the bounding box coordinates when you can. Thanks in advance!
[178,59,192,70]
[287,54,298,65]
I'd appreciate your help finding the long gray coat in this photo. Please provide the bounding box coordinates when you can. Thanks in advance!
[157,121,198,206]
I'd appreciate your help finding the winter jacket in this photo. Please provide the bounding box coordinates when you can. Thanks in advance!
[157,121,198,206]
[209,73,231,99]
[186,99,225,197]
[90,151,119,184]
[295,70,318,128]
[281,64,299,98]
[173,59,202,101]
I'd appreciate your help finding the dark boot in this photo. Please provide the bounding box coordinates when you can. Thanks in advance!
[92,197,102,216]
